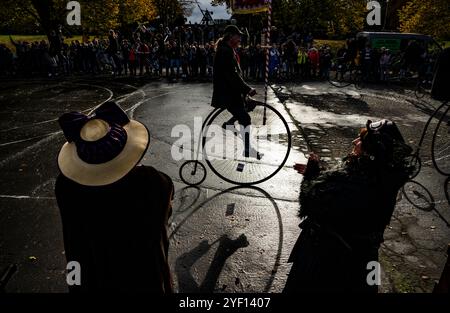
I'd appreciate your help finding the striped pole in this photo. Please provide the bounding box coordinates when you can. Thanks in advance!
[263,0,272,124]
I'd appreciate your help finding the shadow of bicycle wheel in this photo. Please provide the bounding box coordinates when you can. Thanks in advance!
[169,185,283,293]
[401,180,435,212]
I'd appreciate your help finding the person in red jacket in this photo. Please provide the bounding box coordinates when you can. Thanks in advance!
[128,43,137,76]
[308,47,320,78]
[136,39,150,75]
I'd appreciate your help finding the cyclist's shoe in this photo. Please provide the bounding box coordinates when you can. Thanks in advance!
[244,148,263,160]
[245,98,258,112]
[222,122,238,135]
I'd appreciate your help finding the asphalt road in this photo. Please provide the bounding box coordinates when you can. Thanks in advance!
[0,77,302,293]
[0,76,448,293]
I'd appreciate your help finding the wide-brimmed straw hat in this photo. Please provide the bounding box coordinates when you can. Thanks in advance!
[57,101,149,186]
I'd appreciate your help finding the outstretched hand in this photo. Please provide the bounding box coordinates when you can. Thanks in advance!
[293,163,307,174]
[294,153,320,175]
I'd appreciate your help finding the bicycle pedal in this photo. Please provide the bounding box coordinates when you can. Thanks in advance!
[244,149,263,160]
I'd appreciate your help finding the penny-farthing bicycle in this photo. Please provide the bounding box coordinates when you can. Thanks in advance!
[179,97,291,186]
[402,100,450,208]
[404,100,449,179]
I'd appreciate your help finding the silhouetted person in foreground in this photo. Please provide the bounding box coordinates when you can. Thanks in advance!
[55,101,174,293]
[284,119,414,293]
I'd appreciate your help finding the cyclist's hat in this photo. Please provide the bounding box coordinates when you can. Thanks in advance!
[224,25,244,36]
[57,101,149,186]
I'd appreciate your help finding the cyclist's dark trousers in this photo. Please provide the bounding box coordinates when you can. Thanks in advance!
[225,105,251,152]
[225,105,251,127]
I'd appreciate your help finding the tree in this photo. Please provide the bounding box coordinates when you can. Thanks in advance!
[212,0,365,37]
[30,0,66,36]
[383,0,409,31]
[0,0,66,36]
[0,0,40,34]
[118,0,158,25]
[0,0,159,38]
[398,0,450,40]
[152,0,189,26]
[329,0,365,36]
[78,0,120,35]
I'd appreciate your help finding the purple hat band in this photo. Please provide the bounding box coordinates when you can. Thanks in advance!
[76,124,127,164]
[58,102,130,164]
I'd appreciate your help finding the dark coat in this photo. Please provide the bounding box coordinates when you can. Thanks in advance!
[211,40,251,109]
[55,165,174,293]
[283,157,409,293]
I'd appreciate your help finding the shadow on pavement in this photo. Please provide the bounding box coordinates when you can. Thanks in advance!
[170,185,284,293]
[401,179,450,227]
[175,234,249,293]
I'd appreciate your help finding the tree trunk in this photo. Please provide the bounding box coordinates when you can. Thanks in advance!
[30,0,61,38]
[386,0,409,31]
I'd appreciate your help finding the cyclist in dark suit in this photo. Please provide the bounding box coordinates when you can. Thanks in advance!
[211,25,261,159]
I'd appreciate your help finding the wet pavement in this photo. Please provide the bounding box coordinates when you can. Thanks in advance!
[0,76,448,292]
[275,81,450,292]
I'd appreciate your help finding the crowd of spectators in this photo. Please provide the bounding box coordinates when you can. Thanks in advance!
[0,24,435,84]
[0,25,216,80]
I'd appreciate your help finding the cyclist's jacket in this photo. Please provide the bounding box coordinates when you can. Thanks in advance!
[211,39,251,109]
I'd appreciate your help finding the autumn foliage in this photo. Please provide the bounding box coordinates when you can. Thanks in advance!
[398,0,450,40]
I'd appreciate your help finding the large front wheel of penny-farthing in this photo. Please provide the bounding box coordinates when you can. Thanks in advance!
[179,160,207,186]
[202,103,291,185]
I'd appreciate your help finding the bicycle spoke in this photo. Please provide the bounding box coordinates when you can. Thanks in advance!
[203,103,291,185]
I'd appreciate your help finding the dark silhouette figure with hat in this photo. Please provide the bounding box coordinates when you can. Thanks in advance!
[212,25,262,159]
[284,119,414,293]
[55,102,174,293]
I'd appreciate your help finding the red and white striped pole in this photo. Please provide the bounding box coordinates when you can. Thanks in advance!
[263,0,272,123]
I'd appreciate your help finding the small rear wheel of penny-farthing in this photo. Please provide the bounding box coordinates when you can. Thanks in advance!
[179,160,207,186]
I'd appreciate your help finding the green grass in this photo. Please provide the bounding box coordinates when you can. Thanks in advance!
[441,41,450,49]
[314,39,346,54]
[0,35,47,51]
[0,35,84,52]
